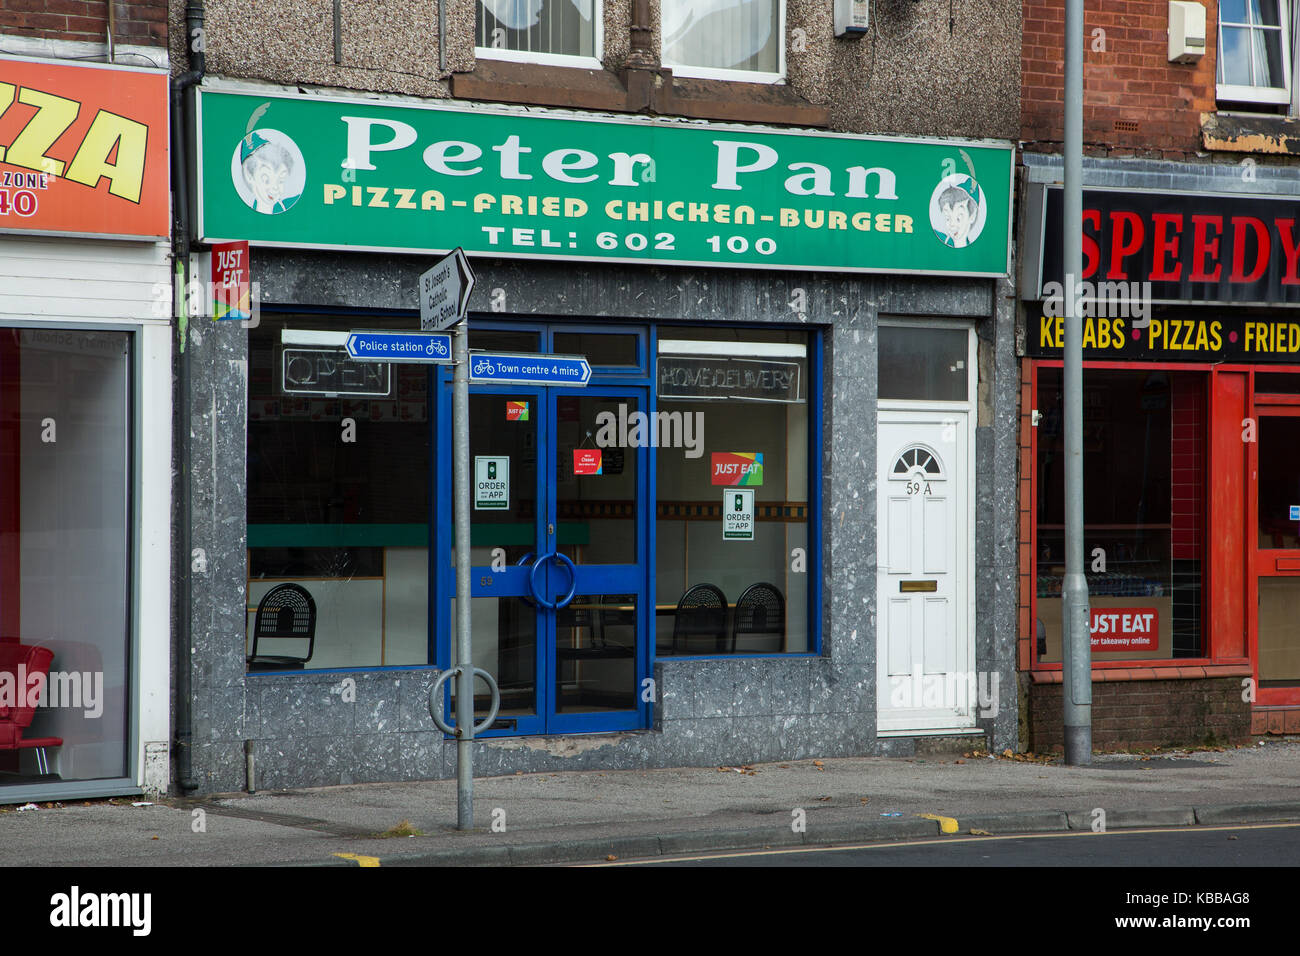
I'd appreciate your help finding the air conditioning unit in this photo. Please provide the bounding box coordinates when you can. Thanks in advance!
[1168,1,1206,63]
[835,0,870,37]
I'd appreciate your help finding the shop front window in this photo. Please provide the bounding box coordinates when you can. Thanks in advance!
[246,315,431,670]
[654,327,813,655]
[0,329,132,786]
[1035,368,1206,662]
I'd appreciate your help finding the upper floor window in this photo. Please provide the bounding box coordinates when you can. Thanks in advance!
[1217,0,1292,107]
[662,0,785,83]
[475,0,601,67]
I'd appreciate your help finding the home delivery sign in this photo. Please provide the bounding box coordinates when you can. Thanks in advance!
[196,89,1011,276]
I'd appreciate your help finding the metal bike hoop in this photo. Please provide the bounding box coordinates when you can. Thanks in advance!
[428,666,502,737]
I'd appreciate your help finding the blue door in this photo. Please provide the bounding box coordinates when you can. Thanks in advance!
[434,368,651,736]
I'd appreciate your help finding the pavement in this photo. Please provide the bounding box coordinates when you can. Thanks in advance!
[2,738,1300,866]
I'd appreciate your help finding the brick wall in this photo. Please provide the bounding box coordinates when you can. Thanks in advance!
[0,0,166,47]
[1023,0,1218,158]
[1028,677,1252,751]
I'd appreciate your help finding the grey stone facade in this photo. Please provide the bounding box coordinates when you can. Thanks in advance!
[184,252,1019,792]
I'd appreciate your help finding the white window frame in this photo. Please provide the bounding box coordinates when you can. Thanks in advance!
[661,0,787,85]
[473,0,604,71]
[1216,0,1292,106]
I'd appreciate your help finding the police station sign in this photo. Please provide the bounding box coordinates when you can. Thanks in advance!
[195,88,1012,277]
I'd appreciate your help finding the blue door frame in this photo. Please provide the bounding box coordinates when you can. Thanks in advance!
[431,317,824,737]
[433,361,652,737]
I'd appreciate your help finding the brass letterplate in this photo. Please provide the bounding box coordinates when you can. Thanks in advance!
[899,580,938,593]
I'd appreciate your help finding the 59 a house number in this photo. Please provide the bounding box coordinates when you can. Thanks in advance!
[905,481,933,496]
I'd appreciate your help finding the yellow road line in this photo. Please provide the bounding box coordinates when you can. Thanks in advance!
[588,821,1300,866]
[334,852,381,867]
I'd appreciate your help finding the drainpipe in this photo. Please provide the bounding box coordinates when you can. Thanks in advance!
[171,0,206,793]
[625,0,658,111]
[106,0,116,63]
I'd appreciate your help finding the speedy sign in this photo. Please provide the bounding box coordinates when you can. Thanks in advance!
[195,88,1012,276]
[0,57,169,238]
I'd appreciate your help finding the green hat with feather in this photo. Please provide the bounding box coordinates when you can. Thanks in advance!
[239,102,272,164]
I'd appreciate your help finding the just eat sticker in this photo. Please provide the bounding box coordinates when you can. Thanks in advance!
[711,452,764,486]
[506,400,529,421]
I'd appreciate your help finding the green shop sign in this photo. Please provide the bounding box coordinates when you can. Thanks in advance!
[196,88,1012,277]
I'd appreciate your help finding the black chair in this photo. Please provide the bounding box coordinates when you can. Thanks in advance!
[597,603,637,658]
[671,584,728,655]
[248,583,316,671]
[732,583,785,653]
[556,602,636,661]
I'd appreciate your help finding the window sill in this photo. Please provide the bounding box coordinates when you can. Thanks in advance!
[1201,110,1300,154]
[1029,663,1253,683]
[452,59,630,112]
[451,60,829,127]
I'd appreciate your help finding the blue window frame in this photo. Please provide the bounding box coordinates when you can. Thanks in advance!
[246,309,823,736]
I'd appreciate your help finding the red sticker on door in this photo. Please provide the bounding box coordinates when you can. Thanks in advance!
[573,449,602,475]
[1089,608,1158,651]
[506,400,529,421]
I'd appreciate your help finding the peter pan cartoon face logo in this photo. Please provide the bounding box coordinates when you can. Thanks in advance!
[230,104,305,216]
[930,173,987,249]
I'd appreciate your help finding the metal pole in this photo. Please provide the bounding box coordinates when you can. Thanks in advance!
[1062,0,1092,765]
[453,322,475,826]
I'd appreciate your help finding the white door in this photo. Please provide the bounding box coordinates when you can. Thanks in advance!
[876,412,974,733]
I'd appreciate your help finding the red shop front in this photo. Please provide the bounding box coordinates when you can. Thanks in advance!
[1017,178,1300,749]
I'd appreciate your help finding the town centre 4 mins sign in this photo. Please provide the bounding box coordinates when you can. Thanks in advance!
[195,88,1012,277]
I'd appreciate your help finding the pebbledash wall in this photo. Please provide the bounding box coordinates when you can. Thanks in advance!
[176,1,1024,792]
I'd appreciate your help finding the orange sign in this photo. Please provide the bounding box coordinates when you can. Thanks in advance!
[0,57,169,238]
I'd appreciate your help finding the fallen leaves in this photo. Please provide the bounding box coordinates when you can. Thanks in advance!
[969,828,992,836]
[717,765,760,776]
[966,747,1060,765]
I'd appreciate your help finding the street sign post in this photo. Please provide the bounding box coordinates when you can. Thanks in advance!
[420,247,476,332]
[469,352,592,386]
[345,330,453,363]
[414,252,588,832]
